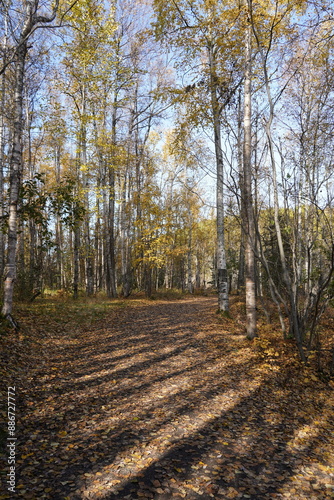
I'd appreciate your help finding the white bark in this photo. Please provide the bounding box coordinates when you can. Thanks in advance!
[106,94,117,298]
[187,229,193,294]
[208,41,229,312]
[243,8,257,338]
[0,14,8,280]
[2,41,26,317]
[73,224,80,299]
[80,88,94,296]
[2,0,60,316]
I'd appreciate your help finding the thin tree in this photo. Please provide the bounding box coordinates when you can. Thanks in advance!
[242,0,257,338]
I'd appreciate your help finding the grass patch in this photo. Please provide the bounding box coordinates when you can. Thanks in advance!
[216,309,232,319]
[14,296,130,339]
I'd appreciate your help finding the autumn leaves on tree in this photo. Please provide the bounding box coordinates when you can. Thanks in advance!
[0,0,334,360]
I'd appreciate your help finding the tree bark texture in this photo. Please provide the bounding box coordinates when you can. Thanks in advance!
[208,41,229,312]
[243,8,257,338]
[2,42,27,317]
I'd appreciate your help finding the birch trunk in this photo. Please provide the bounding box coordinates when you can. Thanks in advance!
[26,103,37,295]
[55,146,64,289]
[243,8,257,338]
[106,95,117,298]
[0,21,7,280]
[120,172,131,297]
[187,228,193,294]
[208,41,228,312]
[73,224,80,299]
[92,106,106,291]
[195,252,201,289]
[2,41,27,317]
[237,88,245,292]
[82,125,94,296]
[1,0,59,315]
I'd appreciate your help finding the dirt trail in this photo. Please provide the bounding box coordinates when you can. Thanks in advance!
[1,296,334,499]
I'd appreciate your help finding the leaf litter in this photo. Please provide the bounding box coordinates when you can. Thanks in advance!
[0,295,333,499]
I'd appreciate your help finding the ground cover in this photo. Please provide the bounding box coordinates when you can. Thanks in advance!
[1,295,334,499]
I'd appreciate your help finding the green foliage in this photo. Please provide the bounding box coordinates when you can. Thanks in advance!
[49,175,86,228]
[20,173,48,222]
[19,173,53,250]
[18,173,86,253]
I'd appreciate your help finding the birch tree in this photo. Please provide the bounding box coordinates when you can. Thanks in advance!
[243,0,257,337]
[1,0,60,319]
[151,0,245,312]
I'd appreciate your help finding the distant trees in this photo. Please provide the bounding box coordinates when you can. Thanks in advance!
[0,0,211,302]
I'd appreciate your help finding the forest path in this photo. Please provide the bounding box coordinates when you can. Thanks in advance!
[2,296,334,499]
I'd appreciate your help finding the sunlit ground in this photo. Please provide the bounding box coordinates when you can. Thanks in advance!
[3,296,334,499]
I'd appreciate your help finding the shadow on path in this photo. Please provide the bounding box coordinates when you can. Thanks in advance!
[7,297,334,500]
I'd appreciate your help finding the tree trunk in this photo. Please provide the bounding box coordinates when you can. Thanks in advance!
[120,172,132,297]
[237,88,245,292]
[55,146,64,289]
[106,164,117,297]
[105,94,118,298]
[208,41,229,313]
[2,41,27,317]
[250,4,304,358]
[1,0,59,315]
[73,224,80,299]
[195,251,201,289]
[243,7,257,338]
[187,228,193,294]
[0,31,7,281]
[78,88,94,296]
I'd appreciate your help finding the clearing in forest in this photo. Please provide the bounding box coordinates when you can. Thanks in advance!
[1,295,334,499]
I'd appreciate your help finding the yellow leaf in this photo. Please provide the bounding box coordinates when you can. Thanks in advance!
[226,487,239,498]
[319,464,331,472]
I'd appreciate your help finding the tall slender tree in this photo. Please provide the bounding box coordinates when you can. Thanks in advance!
[1,0,60,318]
[242,0,257,338]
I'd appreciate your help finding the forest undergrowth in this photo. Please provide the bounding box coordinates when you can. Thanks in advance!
[1,294,334,500]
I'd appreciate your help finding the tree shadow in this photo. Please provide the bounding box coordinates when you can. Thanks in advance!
[14,297,334,500]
